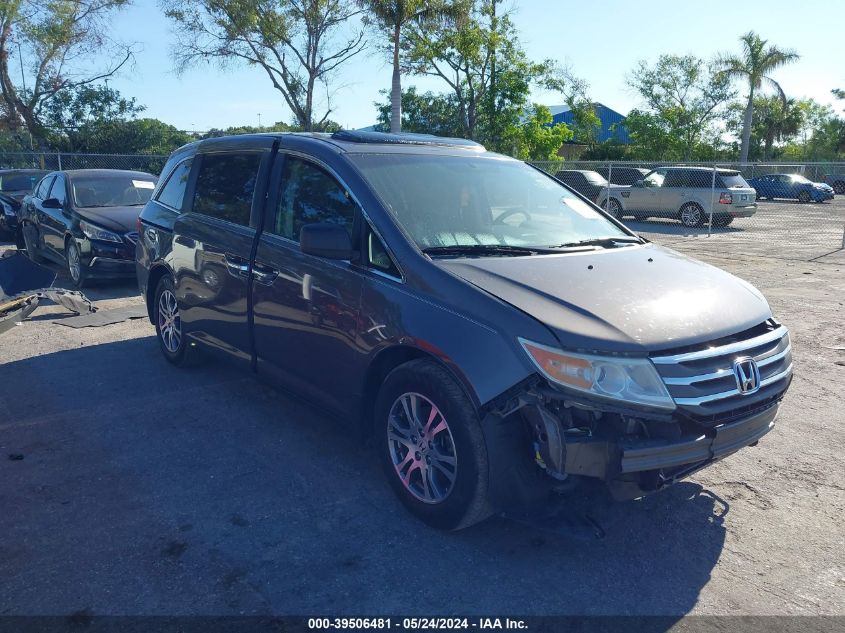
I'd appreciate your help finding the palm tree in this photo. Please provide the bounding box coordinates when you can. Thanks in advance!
[360,0,467,133]
[717,31,799,163]
[758,97,802,160]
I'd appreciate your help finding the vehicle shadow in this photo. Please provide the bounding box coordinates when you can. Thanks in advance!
[625,219,740,237]
[0,244,140,302]
[0,337,725,620]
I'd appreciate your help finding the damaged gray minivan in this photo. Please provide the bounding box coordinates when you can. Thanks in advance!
[136,131,793,530]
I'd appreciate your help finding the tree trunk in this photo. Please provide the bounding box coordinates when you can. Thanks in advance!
[739,87,754,163]
[390,23,401,134]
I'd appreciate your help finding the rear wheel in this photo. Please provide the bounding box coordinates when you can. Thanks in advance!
[22,223,45,263]
[712,216,734,227]
[798,190,811,203]
[679,203,704,228]
[154,276,199,367]
[375,359,492,530]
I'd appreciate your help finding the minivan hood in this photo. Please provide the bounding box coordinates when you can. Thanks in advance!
[436,244,771,354]
[77,206,142,233]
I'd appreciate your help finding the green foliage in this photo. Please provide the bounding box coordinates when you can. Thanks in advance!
[626,54,734,160]
[507,105,572,161]
[724,95,803,160]
[373,87,463,136]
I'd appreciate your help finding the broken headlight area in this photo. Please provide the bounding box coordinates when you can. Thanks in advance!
[482,375,779,511]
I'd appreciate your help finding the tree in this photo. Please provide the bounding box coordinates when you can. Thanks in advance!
[507,104,572,161]
[0,0,135,145]
[725,95,803,160]
[164,0,366,131]
[627,54,734,160]
[359,0,467,134]
[546,66,600,147]
[716,31,799,163]
[41,83,143,147]
[373,86,463,136]
[404,0,546,149]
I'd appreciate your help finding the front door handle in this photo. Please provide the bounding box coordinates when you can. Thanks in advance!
[252,262,278,285]
[224,254,250,278]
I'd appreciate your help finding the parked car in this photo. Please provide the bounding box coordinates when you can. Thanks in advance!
[821,173,845,195]
[0,169,48,242]
[748,173,835,203]
[597,166,758,228]
[137,132,792,531]
[594,165,650,186]
[19,169,157,287]
[553,169,609,202]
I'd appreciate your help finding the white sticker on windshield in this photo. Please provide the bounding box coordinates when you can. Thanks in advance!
[133,180,155,189]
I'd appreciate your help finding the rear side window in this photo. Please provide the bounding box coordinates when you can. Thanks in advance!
[663,171,687,188]
[157,158,193,210]
[193,153,261,226]
[688,171,714,188]
[270,156,356,241]
[1,173,43,192]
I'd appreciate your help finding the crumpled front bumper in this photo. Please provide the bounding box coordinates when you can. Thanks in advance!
[563,404,778,500]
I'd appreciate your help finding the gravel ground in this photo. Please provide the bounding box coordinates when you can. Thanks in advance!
[0,215,843,618]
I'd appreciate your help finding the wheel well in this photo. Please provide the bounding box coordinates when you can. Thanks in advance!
[358,346,476,440]
[145,265,171,321]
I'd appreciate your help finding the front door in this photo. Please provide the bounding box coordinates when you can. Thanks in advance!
[251,154,363,413]
[39,174,69,255]
[172,147,271,363]
[627,168,665,214]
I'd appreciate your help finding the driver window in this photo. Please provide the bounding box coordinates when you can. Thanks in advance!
[49,175,67,205]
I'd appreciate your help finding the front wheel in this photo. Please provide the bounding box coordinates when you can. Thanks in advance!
[66,240,87,288]
[602,197,623,220]
[154,276,199,367]
[375,359,492,530]
[679,203,704,228]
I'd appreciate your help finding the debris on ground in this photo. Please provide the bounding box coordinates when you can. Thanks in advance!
[55,304,147,328]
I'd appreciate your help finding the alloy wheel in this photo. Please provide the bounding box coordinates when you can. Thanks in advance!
[158,289,182,354]
[681,205,701,227]
[604,198,622,219]
[387,392,457,504]
[67,243,81,283]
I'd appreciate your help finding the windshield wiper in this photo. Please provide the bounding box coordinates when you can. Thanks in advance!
[422,244,552,258]
[549,236,644,249]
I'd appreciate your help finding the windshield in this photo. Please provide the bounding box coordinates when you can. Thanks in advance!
[71,174,156,208]
[720,173,750,188]
[0,173,45,192]
[350,154,629,251]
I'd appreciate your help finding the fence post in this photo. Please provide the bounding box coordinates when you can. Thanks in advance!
[708,162,716,237]
[606,162,612,217]
[56,152,62,171]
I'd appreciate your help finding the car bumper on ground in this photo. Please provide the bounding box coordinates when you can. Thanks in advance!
[563,403,778,500]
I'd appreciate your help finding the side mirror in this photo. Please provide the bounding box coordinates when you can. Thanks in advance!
[300,223,353,260]
[42,197,62,209]
[633,180,645,188]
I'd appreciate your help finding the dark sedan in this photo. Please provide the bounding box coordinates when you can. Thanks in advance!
[553,169,608,202]
[0,169,48,242]
[19,169,157,287]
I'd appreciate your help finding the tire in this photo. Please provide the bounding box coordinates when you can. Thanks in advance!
[602,197,623,220]
[65,239,87,289]
[712,216,734,227]
[679,203,704,228]
[153,275,199,367]
[21,223,45,263]
[798,190,811,203]
[375,359,492,530]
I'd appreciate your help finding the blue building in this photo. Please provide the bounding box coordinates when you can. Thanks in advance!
[545,103,630,145]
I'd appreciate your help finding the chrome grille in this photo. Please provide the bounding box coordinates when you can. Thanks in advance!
[651,325,792,421]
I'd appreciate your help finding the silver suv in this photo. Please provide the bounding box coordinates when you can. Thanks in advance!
[597,166,758,228]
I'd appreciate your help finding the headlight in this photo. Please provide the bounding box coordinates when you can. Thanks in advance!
[79,220,122,243]
[2,201,14,216]
[519,338,676,411]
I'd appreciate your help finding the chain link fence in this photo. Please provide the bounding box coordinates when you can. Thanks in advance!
[0,151,168,176]
[532,160,845,262]
[2,152,843,262]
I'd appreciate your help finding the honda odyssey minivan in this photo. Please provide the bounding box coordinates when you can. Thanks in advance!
[136,131,792,530]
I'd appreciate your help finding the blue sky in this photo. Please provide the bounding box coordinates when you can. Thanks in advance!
[103,0,845,132]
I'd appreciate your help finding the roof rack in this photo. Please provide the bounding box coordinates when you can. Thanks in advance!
[331,130,484,149]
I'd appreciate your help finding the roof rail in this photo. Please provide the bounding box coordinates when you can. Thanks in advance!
[331,130,484,149]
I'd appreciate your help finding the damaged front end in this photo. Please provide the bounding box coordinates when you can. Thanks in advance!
[0,250,96,336]
[483,324,792,511]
